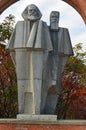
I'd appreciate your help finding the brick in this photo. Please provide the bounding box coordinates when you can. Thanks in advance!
[0,124,86,130]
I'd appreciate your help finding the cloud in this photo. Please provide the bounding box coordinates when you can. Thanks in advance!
[71,31,86,46]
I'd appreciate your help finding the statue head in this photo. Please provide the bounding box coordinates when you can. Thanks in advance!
[22,4,42,21]
[50,11,60,30]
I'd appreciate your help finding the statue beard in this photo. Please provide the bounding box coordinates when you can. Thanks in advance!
[50,21,59,31]
[28,13,40,21]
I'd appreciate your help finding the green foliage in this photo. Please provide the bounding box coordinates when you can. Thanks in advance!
[73,43,86,64]
[0,15,18,118]
[67,57,86,73]
[66,43,86,74]
[0,14,15,44]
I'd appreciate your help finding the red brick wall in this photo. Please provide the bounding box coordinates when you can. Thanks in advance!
[0,123,86,130]
[0,0,18,14]
[63,0,86,23]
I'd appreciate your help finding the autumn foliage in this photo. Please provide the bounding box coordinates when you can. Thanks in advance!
[0,15,18,118]
[0,44,18,118]
[57,43,86,119]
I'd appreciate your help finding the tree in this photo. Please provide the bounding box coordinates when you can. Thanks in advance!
[56,43,86,119]
[0,14,15,44]
[73,43,86,64]
[0,15,18,118]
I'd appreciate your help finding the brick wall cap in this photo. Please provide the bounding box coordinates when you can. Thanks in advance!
[0,119,86,125]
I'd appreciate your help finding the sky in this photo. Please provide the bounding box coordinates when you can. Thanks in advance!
[0,0,86,49]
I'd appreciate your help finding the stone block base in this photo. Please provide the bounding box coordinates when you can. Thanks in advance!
[0,119,86,130]
[17,114,57,121]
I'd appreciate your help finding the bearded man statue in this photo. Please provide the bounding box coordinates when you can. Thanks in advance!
[7,4,52,115]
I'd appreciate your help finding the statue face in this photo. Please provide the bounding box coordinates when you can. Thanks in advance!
[22,4,42,21]
[50,11,59,30]
[50,12,59,23]
[28,5,38,18]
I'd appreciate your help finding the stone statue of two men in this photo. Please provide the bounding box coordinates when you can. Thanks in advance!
[7,4,73,115]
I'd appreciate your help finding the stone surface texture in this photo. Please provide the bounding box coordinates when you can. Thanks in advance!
[7,4,53,115]
[17,115,57,121]
[41,11,73,114]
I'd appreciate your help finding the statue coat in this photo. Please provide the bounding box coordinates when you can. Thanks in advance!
[7,20,53,114]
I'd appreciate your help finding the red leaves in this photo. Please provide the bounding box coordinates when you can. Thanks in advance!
[60,67,86,119]
[0,45,18,118]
